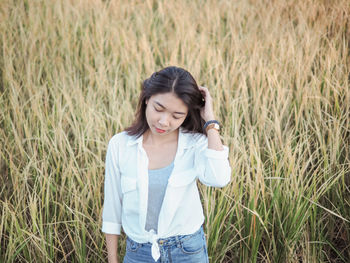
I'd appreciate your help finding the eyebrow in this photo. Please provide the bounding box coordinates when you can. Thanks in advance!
[154,101,186,115]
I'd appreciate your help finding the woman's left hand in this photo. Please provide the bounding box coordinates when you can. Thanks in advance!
[198,86,216,122]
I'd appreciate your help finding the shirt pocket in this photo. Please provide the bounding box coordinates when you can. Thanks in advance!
[164,169,200,216]
[121,176,139,216]
[168,168,198,187]
[121,176,137,193]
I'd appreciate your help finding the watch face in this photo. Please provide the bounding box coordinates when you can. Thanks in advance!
[206,123,220,132]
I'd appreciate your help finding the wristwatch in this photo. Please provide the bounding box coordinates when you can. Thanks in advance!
[206,123,220,132]
[204,120,220,132]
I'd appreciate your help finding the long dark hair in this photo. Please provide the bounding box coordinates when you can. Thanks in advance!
[125,66,205,137]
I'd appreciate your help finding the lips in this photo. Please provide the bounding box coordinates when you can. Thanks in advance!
[155,127,166,133]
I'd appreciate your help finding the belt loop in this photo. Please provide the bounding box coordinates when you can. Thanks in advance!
[175,235,181,248]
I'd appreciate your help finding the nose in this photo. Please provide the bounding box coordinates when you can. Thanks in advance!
[158,113,169,127]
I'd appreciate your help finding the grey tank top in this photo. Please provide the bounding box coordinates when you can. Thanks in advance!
[145,162,174,233]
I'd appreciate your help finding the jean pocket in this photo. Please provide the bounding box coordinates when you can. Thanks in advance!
[180,231,205,255]
[126,237,142,252]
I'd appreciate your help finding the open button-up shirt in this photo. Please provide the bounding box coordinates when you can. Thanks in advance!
[102,128,231,261]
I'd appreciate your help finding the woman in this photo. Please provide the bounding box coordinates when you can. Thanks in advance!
[102,66,231,263]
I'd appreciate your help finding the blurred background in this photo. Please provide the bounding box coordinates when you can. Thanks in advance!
[1,0,349,262]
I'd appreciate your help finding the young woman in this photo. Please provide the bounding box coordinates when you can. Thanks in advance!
[102,66,231,263]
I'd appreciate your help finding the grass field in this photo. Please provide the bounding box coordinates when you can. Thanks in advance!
[1,0,349,262]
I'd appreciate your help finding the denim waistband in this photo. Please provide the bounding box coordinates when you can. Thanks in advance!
[125,226,205,261]
[156,226,203,246]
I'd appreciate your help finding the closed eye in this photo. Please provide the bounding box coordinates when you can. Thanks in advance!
[154,107,162,112]
[153,104,185,119]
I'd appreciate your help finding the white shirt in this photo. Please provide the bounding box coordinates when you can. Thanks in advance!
[101,128,231,261]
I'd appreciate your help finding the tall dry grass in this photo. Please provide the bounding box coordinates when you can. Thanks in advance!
[0,0,349,262]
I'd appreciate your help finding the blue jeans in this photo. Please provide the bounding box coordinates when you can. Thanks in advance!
[123,226,209,263]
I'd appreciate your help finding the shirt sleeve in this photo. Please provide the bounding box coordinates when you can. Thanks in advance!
[101,137,122,235]
[194,135,231,187]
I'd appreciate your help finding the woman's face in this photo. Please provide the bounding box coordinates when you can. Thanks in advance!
[145,92,188,136]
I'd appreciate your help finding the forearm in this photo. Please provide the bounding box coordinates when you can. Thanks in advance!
[207,128,224,151]
[105,234,119,263]
[199,86,224,151]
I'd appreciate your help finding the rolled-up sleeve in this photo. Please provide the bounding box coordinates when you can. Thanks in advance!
[101,137,122,234]
[194,136,231,187]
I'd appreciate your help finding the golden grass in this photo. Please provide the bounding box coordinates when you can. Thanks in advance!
[1,0,349,262]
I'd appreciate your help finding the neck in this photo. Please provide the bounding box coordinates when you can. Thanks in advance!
[143,129,179,147]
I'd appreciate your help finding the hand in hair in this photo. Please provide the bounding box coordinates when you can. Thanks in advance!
[198,86,215,122]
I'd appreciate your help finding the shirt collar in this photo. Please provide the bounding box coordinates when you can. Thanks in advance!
[126,133,143,146]
[126,127,198,149]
